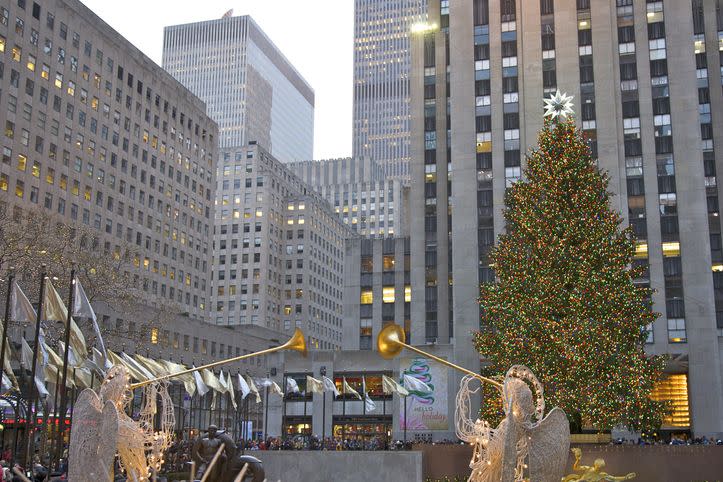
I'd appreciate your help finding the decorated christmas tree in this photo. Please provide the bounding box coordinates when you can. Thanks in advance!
[474,92,666,432]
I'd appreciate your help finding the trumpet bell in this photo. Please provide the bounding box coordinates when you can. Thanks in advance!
[284,328,307,357]
[377,323,406,359]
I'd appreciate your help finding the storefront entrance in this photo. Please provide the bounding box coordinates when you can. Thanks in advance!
[332,416,392,450]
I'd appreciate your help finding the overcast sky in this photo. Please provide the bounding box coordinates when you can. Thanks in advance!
[82,0,354,160]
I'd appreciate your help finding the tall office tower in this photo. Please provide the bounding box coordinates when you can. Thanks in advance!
[409,0,723,436]
[163,15,314,162]
[287,157,408,238]
[353,0,428,180]
[211,144,350,350]
[0,0,217,321]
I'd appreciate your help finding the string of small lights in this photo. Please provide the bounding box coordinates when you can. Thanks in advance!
[474,115,667,432]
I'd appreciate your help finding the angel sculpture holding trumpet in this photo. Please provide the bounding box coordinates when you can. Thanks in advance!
[456,365,570,482]
[377,324,570,482]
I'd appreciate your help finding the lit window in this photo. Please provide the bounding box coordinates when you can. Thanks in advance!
[17,154,27,171]
[382,286,395,303]
[650,374,690,428]
[54,72,62,89]
[383,255,395,271]
[667,318,686,343]
[404,285,411,302]
[360,290,373,304]
[634,242,648,259]
[26,54,35,71]
[662,242,680,257]
[151,328,158,344]
[11,45,20,62]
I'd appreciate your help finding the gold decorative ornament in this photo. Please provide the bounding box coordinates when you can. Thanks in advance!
[377,323,502,389]
[130,327,306,389]
[562,448,637,482]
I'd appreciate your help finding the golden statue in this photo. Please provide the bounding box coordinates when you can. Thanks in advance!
[562,448,636,482]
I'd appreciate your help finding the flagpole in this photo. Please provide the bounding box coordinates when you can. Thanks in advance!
[55,268,75,470]
[263,377,269,441]
[25,265,47,466]
[341,377,346,445]
[0,268,14,395]
[50,362,61,471]
[321,391,326,450]
[403,395,407,446]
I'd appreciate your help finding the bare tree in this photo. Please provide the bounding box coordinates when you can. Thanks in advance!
[0,202,183,347]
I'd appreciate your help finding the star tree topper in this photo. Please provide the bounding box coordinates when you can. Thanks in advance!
[543,90,575,120]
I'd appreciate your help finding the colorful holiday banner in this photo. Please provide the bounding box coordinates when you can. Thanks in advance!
[399,356,448,431]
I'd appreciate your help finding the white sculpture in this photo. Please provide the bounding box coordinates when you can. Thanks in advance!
[456,365,570,482]
[69,365,175,482]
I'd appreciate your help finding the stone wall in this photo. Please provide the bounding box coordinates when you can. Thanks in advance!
[249,451,423,482]
[417,444,723,481]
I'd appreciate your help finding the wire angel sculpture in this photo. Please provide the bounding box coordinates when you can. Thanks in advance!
[455,365,570,482]
[69,365,175,482]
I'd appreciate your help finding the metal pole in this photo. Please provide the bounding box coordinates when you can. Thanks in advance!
[241,397,248,455]
[342,377,346,445]
[403,395,407,445]
[177,383,184,439]
[0,270,15,395]
[25,266,47,466]
[50,368,60,470]
[263,383,269,441]
[321,391,326,450]
[12,395,21,464]
[55,268,75,469]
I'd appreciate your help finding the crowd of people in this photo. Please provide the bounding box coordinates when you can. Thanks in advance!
[611,436,723,446]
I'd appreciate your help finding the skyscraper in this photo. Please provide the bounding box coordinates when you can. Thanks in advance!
[353,0,428,180]
[211,144,349,350]
[287,157,408,238]
[163,15,314,162]
[0,0,217,321]
[409,0,723,436]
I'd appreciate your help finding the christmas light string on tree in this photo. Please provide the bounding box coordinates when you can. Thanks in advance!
[475,91,667,432]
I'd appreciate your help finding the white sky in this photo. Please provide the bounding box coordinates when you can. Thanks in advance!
[81,0,354,160]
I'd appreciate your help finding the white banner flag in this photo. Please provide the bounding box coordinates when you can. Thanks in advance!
[403,374,432,394]
[323,376,340,397]
[73,277,107,361]
[237,373,250,399]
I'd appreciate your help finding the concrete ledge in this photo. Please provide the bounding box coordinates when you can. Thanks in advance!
[416,444,723,481]
[251,451,423,482]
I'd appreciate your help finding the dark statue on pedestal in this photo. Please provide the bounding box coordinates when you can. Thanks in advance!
[192,425,264,482]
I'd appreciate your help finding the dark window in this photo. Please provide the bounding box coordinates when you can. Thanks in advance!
[578,29,592,46]
[473,0,489,25]
[692,0,705,35]
[618,25,635,43]
[540,0,554,15]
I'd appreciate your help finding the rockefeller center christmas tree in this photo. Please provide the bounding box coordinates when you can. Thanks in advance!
[474,92,666,432]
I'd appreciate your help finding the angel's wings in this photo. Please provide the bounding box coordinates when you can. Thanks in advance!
[68,388,119,482]
[528,407,570,482]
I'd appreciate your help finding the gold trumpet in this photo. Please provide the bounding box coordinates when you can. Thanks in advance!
[130,328,307,390]
[377,323,502,389]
